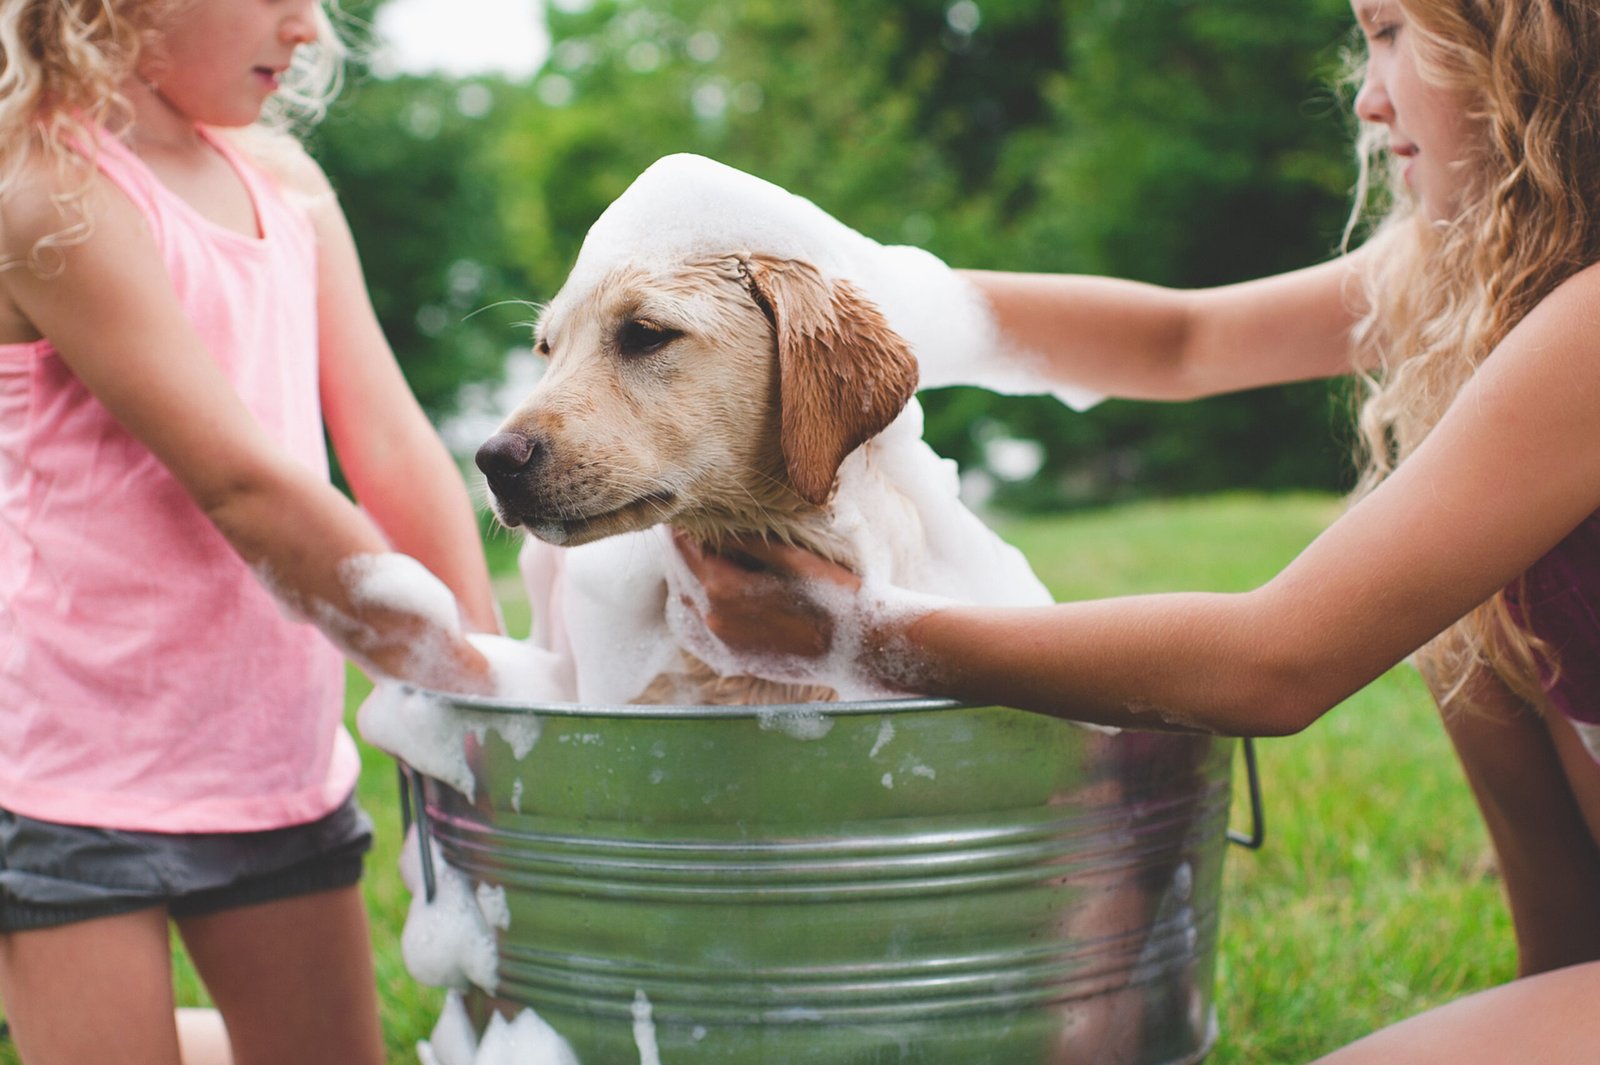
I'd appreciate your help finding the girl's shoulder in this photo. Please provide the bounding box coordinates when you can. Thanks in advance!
[0,144,101,269]
[1526,260,1600,340]
[1554,257,1600,296]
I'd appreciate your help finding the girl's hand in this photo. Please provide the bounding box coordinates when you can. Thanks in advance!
[672,532,862,659]
[348,613,497,696]
[315,552,498,696]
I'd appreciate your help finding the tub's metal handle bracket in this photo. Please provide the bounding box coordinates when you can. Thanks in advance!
[1227,737,1265,850]
[397,762,439,902]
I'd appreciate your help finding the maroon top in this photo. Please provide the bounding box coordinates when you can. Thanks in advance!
[1513,510,1600,725]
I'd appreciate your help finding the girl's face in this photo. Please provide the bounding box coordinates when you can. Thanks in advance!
[141,0,320,127]
[1351,0,1479,221]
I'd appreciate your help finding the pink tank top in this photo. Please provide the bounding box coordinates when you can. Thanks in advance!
[0,128,358,832]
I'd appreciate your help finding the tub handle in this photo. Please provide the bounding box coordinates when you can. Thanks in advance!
[397,762,439,902]
[1227,737,1266,850]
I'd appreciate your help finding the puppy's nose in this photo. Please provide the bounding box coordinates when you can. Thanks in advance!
[475,431,539,480]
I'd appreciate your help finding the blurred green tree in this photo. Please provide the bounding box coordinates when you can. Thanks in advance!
[307,2,530,418]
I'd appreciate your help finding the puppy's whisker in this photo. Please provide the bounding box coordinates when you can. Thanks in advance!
[465,298,547,325]
[487,521,521,545]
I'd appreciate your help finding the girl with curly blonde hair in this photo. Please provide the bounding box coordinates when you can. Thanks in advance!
[680,0,1600,1058]
[0,3,501,1063]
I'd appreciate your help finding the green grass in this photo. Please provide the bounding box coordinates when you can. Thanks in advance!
[0,493,1511,1063]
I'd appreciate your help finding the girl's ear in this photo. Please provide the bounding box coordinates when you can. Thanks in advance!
[738,255,920,506]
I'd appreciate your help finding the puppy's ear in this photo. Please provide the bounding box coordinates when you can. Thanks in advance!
[740,255,919,506]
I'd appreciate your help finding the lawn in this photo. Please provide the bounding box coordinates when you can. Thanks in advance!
[0,493,1511,1064]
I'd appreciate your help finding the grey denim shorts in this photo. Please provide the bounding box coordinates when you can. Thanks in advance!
[0,793,373,933]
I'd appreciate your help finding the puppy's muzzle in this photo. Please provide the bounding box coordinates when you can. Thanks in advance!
[476,431,544,522]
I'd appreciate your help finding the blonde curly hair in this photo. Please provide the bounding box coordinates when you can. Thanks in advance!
[0,0,345,273]
[1347,0,1600,709]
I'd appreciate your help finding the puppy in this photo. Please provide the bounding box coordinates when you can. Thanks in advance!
[477,155,1054,706]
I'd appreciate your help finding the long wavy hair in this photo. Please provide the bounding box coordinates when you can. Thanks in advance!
[0,0,346,273]
[1346,0,1600,709]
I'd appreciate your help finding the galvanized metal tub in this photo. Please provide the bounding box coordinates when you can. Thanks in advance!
[402,696,1241,1064]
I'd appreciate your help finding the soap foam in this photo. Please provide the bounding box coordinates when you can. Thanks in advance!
[563,154,1100,411]
[474,1009,582,1065]
[397,829,499,994]
[476,883,511,931]
[357,630,567,802]
[341,553,463,634]
[418,991,478,1065]
[417,991,583,1065]
[632,990,662,1065]
[869,720,895,759]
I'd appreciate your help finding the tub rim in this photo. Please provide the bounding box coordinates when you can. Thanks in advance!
[403,686,972,721]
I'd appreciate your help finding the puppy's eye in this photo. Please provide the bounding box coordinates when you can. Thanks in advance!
[536,337,551,356]
[618,320,682,356]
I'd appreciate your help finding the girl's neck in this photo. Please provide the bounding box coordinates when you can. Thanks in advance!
[116,77,207,157]
[109,77,263,241]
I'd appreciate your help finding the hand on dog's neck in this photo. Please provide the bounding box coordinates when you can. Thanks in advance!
[672,437,910,572]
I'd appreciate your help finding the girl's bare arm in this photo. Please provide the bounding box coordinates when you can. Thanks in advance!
[294,152,502,636]
[684,261,1600,736]
[962,235,1383,401]
[0,166,492,692]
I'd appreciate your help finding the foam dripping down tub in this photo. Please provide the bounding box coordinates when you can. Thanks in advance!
[394,693,1259,1064]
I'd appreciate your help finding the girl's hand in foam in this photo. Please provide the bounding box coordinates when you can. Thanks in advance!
[350,611,497,697]
[317,553,497,696]
[673,532,860,658]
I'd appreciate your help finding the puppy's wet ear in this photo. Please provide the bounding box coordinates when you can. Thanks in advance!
[739,255,919,506]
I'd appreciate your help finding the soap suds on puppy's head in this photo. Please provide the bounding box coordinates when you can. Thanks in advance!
[561,154,1100,412]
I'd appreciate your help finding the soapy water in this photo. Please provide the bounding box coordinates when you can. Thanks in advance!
[416,991,478,1065]
[476,883,511,931]
[395,810,624,1065]
[349,561,672,1065]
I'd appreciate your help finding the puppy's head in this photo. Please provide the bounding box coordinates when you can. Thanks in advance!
[477,254,918,546]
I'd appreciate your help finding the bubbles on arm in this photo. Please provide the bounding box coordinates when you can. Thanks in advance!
[253,551,567,696]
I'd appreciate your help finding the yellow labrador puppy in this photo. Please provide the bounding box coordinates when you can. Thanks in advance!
[477,155,1054,705]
